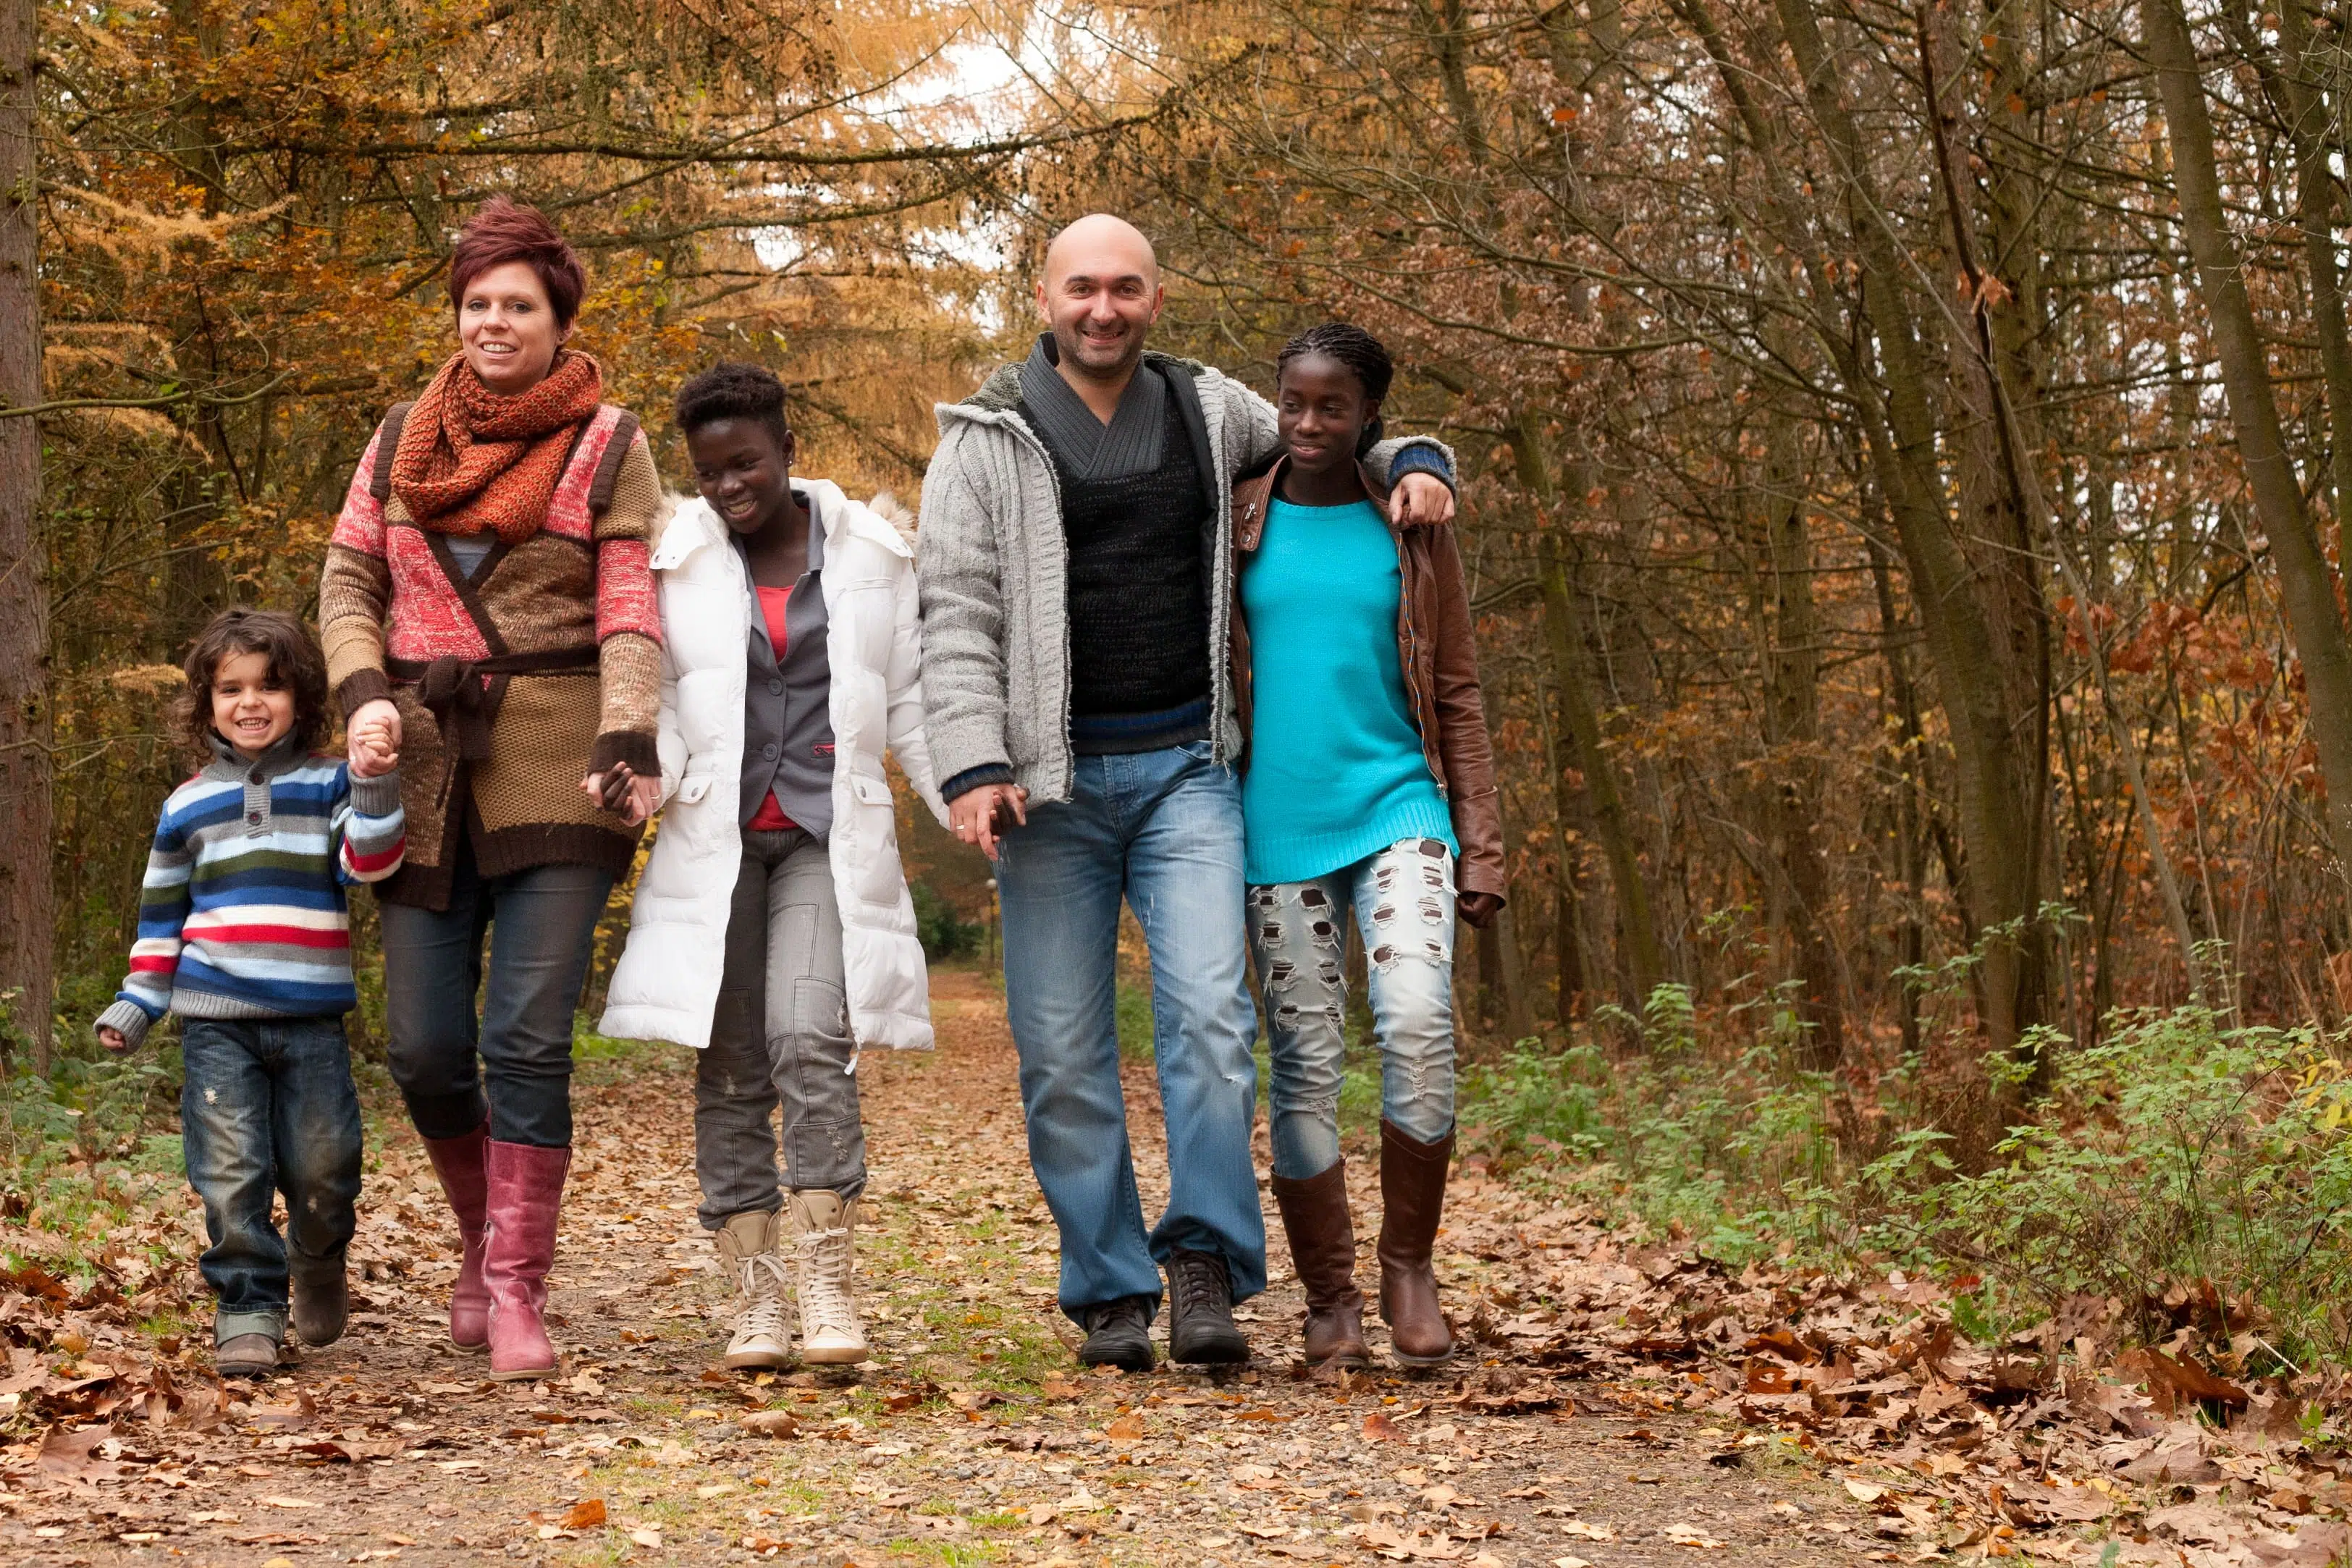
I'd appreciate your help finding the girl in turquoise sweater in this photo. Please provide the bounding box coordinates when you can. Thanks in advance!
[1231,323,1505,1370]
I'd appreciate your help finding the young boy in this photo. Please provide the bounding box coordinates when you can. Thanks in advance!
[97,607,406,1379]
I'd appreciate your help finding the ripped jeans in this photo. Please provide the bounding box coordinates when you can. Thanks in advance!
[1248,838,1457,1181]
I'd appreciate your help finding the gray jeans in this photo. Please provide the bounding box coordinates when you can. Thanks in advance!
[694,828,867,1229]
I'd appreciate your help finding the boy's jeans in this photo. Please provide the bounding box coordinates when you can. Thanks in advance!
[694,827,867,1228]
[995,741,1266,1320]
[178,1016,363,1344]
[1249,838,1459,1181]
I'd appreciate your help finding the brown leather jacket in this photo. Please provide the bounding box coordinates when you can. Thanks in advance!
[1229,457,1506,902]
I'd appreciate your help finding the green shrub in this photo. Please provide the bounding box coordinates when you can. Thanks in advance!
[911,881,981,962]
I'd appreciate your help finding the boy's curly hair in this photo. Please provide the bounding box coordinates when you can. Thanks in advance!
[174,608,331,756]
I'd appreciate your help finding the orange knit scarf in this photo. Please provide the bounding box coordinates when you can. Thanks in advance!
[389,350,605,542]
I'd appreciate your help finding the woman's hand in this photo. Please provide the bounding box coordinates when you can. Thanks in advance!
[1457,891,1502,930]
[1389,471,1457,528]
[348,699,402,772]
[950,783,1028,859]
[581,763,662,826]
[97,1026,130,1054]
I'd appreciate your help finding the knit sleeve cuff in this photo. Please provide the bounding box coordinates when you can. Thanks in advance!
[335,667,395,721]
[1388,442,1455,490]
[591,730,661,778]
[96,1000,154,1050]
[940,763,1016,801]
[346,767,402,818]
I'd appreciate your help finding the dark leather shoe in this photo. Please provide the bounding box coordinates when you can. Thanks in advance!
[1272,1161,1370,1369]
[290,1267,347,1348]
[1077,1295,1156,1372]
[1378,1121,1456,1366]
[1166,1249,1249,1365]
[216,1333,281,1380]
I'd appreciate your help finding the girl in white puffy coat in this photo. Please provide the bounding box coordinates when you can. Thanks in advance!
[600,362,948,1368]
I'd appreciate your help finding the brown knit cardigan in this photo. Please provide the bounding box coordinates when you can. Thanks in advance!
[319,403,664,910]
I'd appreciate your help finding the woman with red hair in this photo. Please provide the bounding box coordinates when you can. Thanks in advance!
[319,196,665,1380]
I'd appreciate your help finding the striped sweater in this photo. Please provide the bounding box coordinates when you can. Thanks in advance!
[95,734,408,1050]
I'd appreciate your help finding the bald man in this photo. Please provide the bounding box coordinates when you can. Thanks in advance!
[917,215,1457,1371]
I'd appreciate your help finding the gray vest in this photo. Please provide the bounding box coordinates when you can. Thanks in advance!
[738,495,835,836]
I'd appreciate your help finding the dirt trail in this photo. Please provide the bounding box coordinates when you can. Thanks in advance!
[6,969,1897,1567]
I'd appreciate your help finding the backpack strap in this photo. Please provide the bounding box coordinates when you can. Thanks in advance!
[368,402,414,502]
[585,410,641,515]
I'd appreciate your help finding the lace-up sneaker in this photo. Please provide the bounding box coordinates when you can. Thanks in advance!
[787,1190,868,1365]
[1166,1249,1250,1365]
[715,1210,793,1370]
[1077,1295,1156,1372]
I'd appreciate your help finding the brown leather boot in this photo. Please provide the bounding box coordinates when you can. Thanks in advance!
[1271,1161,1370,1369]
[1377,1121,1455,1366]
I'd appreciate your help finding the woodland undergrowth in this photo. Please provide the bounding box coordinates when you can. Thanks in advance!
[1461,977,2352,1381]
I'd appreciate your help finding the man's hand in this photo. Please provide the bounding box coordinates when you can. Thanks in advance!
[1390,471,1457,528]
[1458,891,1503,930]
[97,1026,130,1054]
[950,783,1029,859]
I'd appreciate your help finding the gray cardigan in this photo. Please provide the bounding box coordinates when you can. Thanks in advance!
[916,350,1453,806]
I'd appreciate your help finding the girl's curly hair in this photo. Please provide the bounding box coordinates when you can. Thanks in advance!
[1275,321,1395,456]
[174,608,331,756]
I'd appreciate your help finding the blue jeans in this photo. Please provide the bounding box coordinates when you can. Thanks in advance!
[178,1016,364,1344]
[379,840,614,1147]
[996,741,1266,1318]
[1249,838,1458,1181]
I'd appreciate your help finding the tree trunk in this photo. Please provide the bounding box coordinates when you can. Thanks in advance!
[2144,0,2352,893]
[0,0,52,1067]
[1540,536,1666,1006]
[1751,416,1845,1068]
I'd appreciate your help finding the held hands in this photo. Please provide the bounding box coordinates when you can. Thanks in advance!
[581,762,663,827]
[1457,891,1503,930]
[347,698,403,780]
[950,783,1028,859]
[97,1026,130,1054]
[1388,471,1456,529]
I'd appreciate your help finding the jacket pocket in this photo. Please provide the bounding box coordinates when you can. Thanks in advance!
[677,772,714,805]
[848,772,893,807]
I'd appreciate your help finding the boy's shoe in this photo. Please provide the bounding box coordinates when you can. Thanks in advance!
[715,1210,793,1370]
[216,1333,281,1380]
[290,1267,347,1348]
[1077,1295,1155,1372]
[787,1190,867,1365]
[1166,1249,1250,1365]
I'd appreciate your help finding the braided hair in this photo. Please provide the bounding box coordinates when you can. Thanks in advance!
[675,361,793,455]
[1275,322,1394,455]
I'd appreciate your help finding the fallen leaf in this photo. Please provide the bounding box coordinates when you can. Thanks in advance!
[738,1409,800,1438]
[1365,1412,1404,1442]
[261,1496,321,1509]
[563,1498,607,1530]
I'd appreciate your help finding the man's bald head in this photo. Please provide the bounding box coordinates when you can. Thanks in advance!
[1036,214,1165,392]
[1044,214,1159,290]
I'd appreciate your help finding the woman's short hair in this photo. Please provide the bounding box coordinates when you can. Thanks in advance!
[448,196,589,329]
[675,361,793,454]
[175,608,331,756]
[1276,322,1395,454]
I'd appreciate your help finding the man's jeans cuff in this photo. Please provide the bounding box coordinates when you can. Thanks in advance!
[215,1306,284,1346]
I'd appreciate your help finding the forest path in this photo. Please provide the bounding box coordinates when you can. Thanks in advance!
[12,969,1902,1567]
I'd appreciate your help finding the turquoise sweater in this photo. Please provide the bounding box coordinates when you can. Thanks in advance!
[1239,496,1457,885]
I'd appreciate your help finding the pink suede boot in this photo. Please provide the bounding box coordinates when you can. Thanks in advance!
[422,1125,492,1352]
[481,1139,571,1381]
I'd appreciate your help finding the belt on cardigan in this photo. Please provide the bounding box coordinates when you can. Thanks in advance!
[386,647,598,762]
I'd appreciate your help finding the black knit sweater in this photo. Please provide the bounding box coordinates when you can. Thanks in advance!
[1024,392,1214,749]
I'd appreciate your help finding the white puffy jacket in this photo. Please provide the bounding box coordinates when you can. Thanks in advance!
[599,481,949,1052]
